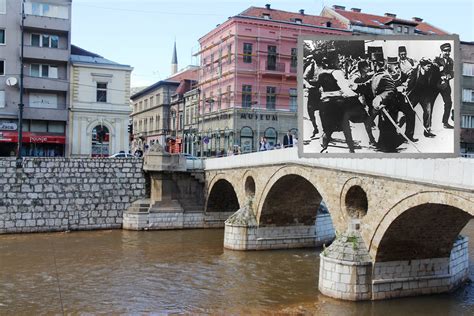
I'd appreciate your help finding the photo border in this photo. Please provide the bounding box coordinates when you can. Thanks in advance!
[297,34,461,159]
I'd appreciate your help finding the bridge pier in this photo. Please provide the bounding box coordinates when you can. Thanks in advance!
[224,206,335,250]
[319,223,470,300]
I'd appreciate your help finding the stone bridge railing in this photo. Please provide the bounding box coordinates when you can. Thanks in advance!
[204,148,474,190]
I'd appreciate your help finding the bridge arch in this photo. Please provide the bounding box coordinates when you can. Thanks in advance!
[369,191,474,261]
[205,176,240,213]
[256,166,330,227]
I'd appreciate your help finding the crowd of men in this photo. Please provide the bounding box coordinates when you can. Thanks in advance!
[303,41,454,153]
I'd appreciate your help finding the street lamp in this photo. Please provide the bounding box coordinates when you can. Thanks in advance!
[17,0,26,168]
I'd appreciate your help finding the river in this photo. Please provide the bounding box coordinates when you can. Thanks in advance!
[1,221,474,314]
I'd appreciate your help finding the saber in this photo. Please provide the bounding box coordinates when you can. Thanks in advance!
[403,94,431,134]
[381,107,421,153]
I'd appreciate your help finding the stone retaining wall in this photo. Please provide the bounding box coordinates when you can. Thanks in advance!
[224,213,335,250]
[123,210,234,230]
[0,157,146,233]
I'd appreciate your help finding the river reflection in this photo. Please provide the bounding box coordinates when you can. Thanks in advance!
[1,221,474,314]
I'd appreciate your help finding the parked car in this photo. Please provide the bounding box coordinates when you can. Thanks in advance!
[109,152,135,158]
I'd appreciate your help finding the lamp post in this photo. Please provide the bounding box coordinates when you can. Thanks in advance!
[251,101,260,151]
[16,0,26,168]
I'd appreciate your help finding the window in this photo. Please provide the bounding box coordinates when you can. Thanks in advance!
[240,126,254,153]
[266,86,276,109]
[264,127,277,147]
[0,91,5,108]
[97,82,107,102]
[289,88,297,112]
[30,64,58,78]
[463,89,474,103]
[267,45,277,70]
[29,93,58,108]
[48,121,65,133]
[30,120,48,132]
[295,18,302,24]
[463,63,474,76]
[210,53,214,73]
[144,99,148,109]
[227,44,232,64]
[262,13,271,19]
[291,48,297,68]
[217,88,222,110]
[0,29,5,44]
[242,85,252,108]
[397,26,402,33]
[243,43,252,63]
[462,115,474,128]
[218,49,222,76]
[0,0,5,14]
[32,34,59,48]
[0,60,4,76]
[226,85,231,105]
[26,2,69,19]
[404,26,409,34]
[150,96,154,107]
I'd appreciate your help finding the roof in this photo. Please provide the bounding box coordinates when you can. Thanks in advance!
[238,6,346,29]
[175,79,196,95]
[70,45,131,68]
[331,8,447,34]
[130,80,180,100]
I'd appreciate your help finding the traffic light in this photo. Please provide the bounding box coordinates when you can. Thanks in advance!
[128,123,133,134]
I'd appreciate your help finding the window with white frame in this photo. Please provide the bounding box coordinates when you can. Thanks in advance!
[30,64,58,78]
[463,63,474,77]
[96,82,107,102]
[0,29,5,44]
[462,115,474,129]
[29,93,58,109]
[0,0,6,14]
[462,89,474,103]
[0,91,5,108]
[26,2,69,19]
[0,60,4,75]
[31,34,59,48]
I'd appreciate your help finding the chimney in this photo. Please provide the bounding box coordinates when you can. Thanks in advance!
[351,8,361,12]
[265,4,271,10]
[412,17,423,22]
[299,9,305,15]
[332,5,345,10]
[385,13,396,18]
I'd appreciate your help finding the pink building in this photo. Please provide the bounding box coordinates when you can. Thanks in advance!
[194,5,348,155]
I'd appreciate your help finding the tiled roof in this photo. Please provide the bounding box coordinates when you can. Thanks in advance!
[333,8,447,34]
[239,6,346,29]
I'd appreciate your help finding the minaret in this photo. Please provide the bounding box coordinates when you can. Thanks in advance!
[171,40,178,75]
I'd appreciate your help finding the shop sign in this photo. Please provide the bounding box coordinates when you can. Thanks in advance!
[30,136,49,143]
[0,122,18,131]
[240,113,278,121]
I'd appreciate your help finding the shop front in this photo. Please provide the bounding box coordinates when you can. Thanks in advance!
[0,131,66,157]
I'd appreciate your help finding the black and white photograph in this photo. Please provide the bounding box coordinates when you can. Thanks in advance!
[299,36,459,157]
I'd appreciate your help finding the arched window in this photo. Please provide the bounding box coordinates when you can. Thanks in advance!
[264,127,277,148]
[91,125,110,157]
[240,126,253,153]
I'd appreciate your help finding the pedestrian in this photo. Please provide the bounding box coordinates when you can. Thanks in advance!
[283,130,294,148]
[434,42,454,129]
[259,137,269,151]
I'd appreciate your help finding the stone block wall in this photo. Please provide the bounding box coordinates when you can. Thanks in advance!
[0,157,145,233]
[224,213,335,250]
[371,236,469,300]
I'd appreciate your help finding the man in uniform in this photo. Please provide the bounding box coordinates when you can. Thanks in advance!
[398,46,416,83]
[434,42,454,129]
[372,54,418,152]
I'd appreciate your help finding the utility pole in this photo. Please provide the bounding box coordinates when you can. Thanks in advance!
[17,0,26,168]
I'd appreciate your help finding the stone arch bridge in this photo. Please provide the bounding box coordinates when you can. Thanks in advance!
[203,148,474,301]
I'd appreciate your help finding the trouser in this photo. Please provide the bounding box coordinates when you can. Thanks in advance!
[440,85,452,124]
[307,88,320,133]
[394,94,416,139]
[409,94,434,130]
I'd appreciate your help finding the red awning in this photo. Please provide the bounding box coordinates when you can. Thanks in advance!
[0,132,66,144]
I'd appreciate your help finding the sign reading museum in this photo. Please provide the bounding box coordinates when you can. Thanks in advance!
[298,35,460,158]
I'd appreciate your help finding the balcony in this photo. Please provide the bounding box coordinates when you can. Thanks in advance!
[24,15,70,33]
[23,45,69,62]
[264,61,285,72]
[24,76,68,92]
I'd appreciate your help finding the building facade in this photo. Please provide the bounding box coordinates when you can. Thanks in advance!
[0,0,72,157]
[461,42,474,155]
[68,46,133,157]
[130,81,179,153]
[196,5,348,154]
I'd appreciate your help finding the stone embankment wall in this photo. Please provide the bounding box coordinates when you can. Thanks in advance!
[0,157,146,234]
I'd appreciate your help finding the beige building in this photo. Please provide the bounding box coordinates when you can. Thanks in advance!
[68,46,132,157]
[130,80,179,153]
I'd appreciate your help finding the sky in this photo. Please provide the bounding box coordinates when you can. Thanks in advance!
[71,0,474,88]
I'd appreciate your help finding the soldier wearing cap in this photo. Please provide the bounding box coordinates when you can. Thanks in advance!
[371,54,418,151]
[398,46,416,83]
[434,42,454,129]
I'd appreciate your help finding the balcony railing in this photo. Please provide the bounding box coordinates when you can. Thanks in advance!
[23,45,69,62]
[263,61,285,73]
